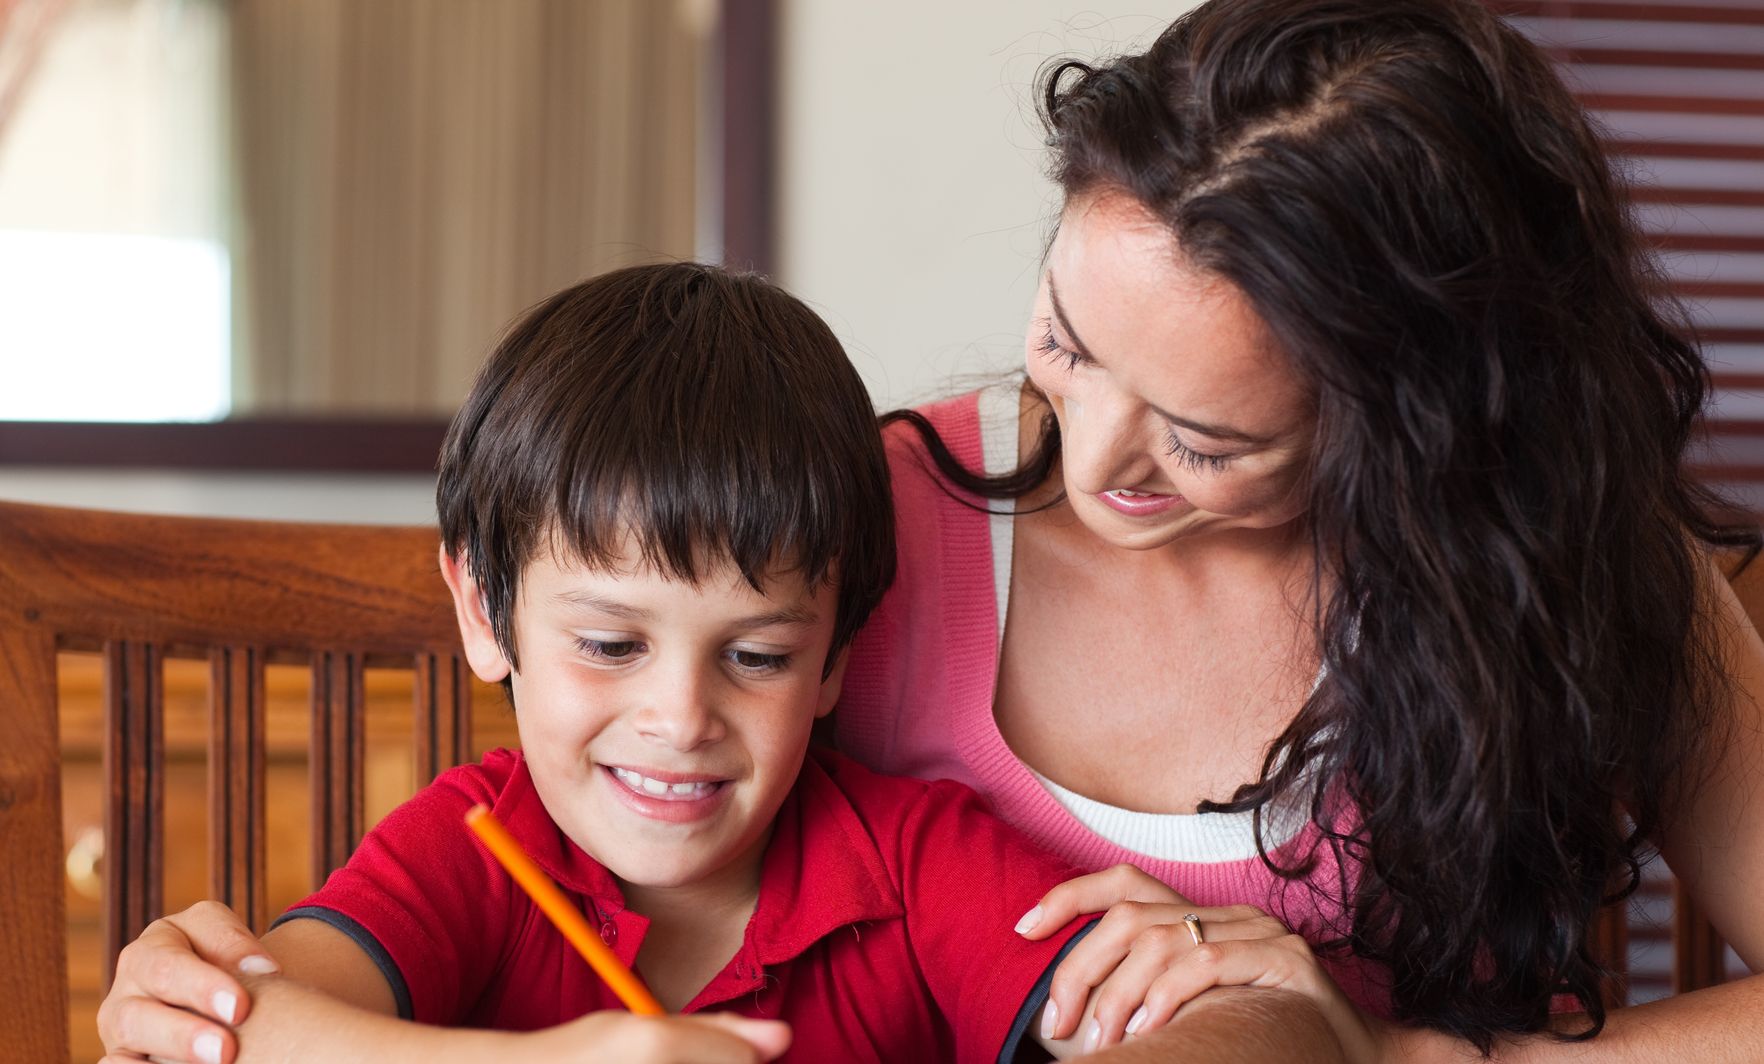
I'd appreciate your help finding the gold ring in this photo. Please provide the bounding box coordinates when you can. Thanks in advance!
[1183,913,1203,946]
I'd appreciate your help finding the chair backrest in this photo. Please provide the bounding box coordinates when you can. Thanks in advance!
[1,501,1751,1058]
[1585,553,1764,1006]
[0,500,471,1063]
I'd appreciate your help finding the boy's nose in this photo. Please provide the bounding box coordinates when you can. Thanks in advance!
[631,663,726,751]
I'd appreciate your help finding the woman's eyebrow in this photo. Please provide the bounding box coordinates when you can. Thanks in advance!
[1047,273,1099,361]
[1047,272,1274,447]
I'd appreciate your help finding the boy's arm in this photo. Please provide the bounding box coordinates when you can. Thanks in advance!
[228,919,788,1064]
[1056,987,1347,1063]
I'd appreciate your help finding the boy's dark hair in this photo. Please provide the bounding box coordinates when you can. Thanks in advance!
[437,262,894,676]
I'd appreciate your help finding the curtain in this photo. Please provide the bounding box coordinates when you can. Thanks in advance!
[230,0,705,415]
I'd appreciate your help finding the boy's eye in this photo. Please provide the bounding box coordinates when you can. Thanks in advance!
[576,638,643,662]
[727,649,790,673]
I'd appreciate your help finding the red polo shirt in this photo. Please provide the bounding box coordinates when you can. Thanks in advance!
[278,746,1093,1062]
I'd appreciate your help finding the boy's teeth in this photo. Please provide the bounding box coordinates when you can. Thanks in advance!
[612,766,716,798]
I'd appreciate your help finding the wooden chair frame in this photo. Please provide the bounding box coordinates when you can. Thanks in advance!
[0,501,471,1062]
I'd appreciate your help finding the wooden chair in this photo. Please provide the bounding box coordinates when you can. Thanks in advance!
[0,500,472,1063]
[0,500,1749,1059]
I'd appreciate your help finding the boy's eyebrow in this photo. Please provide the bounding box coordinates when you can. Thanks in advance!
[1046,272,1275,447]
[551,591,819,629]
[552,592,655,621]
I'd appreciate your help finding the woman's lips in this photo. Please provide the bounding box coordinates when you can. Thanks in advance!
[602,764,731,823]
[1094,488,1183,517]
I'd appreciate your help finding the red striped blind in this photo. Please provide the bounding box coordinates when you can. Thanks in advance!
[1494,0,1760,1004]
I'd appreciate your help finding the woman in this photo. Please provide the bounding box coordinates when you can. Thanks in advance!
[100,0,1764,1060]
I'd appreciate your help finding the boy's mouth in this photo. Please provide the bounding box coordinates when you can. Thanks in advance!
[606,764,727,801]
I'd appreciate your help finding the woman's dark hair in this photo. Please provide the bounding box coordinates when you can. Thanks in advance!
[892,0,1758,1049]
[437,262,895,678]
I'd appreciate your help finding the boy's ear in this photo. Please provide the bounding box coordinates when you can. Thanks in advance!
[438,544,513,683]
[815,647,850,719]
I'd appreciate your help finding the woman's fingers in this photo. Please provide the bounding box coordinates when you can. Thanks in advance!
[164,899,282,981]
[99,902,274,1064]
[1132,934,1326,1036]
[1039,901,1288,1039]
[97,990,236,1064]
[1015,863,1186,940]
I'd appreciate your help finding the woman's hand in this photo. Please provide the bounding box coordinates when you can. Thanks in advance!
[1018,864,1393,1061]
[97,900,279,1064]
[522,1010,791,1063]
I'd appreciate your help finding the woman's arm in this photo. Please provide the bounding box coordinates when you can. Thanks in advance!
[1403,556,1764,1063]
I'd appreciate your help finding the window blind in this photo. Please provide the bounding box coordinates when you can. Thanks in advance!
[1495,0,1761,1004]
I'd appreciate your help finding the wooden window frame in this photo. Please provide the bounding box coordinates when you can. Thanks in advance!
[0,0,774,474]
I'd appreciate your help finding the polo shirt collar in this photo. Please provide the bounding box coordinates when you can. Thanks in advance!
[747,749,905,966]
[491,755,626,903]
[490,749,905,962]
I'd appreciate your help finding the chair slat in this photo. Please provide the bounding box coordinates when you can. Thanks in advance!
[1588,900,1630,1007]
[415,652,474,784]
[0,624,70,1062]
[103,640,166,986]
[210,645,269,931]
[1673,882,1728,993]
[311,651,366,884]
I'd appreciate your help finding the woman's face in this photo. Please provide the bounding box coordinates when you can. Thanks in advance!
[1024,192,1315,552]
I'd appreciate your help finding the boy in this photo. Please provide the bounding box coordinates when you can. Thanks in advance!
[103,263,1143,1063]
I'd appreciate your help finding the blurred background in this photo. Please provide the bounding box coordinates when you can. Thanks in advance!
[2,1,1760,1056]
[0,0,1176,524]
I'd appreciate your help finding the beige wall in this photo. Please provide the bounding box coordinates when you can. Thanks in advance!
[3,2,1195,522]
[775,1,1191,413]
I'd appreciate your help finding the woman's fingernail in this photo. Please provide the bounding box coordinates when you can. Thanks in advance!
[194,1031,223,1064]
[1014,905,1043,934]
[1126,1005,1148,1035]
[239,954,279,975]
[1040,999,1059,1039]
[1083,1018,1102,1052]
[212,990,238,1024]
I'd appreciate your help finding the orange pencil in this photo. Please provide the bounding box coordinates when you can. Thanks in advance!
[464,803,666,1015]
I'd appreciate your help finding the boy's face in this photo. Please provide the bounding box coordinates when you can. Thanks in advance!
[442,536,844,900]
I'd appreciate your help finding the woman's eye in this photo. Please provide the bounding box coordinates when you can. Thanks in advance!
[1163,426,1235,473]
[728,649,790,674]
[1035,319,1089,373]
[576,638,642,662]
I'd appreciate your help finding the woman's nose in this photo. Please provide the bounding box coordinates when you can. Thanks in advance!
[1059,385,1153,491]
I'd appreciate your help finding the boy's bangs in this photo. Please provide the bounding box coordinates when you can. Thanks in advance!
[440,263,895,673]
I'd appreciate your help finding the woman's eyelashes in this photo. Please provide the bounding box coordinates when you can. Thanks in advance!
[1035,317,1238,474]
[570,637,791,675]
[1035,319,1090,373]
[1163,426,1234,472]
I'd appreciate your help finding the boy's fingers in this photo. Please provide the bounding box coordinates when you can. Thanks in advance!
[1016,864,1187,939]
[691,1015,793,1061]
[98,994,236,1064]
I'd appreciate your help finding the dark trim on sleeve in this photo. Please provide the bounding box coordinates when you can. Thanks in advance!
[997,920,1097,1064]
[272,906,415,1020]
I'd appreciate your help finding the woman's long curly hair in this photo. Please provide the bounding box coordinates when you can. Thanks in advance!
[891,0,1759,1049]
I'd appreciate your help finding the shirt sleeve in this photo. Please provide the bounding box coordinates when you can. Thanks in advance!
[895,778,1098,1064]
[270,758,517,1023]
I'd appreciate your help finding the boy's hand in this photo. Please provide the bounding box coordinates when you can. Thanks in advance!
[98,900,279,1064]
[525,1010,792,1063]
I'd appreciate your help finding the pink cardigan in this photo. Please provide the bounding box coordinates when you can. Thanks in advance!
[836,388,1391,1015]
